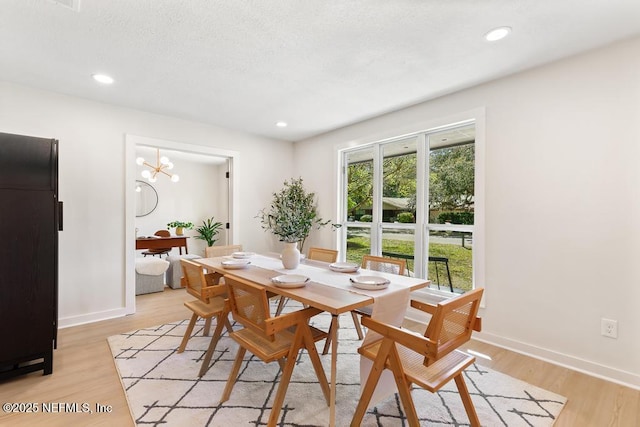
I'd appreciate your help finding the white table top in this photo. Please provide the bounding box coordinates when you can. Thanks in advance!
[248,253,428,296]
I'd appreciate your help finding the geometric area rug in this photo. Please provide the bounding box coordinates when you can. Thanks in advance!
[108,307,567,427]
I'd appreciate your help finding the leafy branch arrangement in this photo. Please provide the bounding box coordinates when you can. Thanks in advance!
[257,178,335,249]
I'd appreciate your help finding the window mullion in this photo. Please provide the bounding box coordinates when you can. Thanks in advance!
[415,133,427,278]
[371,144,382,255]
[339,158,348,259]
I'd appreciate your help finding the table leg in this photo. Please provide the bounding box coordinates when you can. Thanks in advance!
[329,313,338,427]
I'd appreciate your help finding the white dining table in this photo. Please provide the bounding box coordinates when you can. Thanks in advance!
[195,253,429,427]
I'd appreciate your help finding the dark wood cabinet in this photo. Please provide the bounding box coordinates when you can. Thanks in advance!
[0,132,60,380]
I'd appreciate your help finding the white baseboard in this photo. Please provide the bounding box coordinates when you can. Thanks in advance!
[474,331,640,391]
[405,306,639,391]
[58,307,132,329]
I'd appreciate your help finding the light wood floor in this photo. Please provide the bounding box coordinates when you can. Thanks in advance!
[0,287,637,426]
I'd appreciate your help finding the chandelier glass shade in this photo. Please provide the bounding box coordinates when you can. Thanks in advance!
[136,149,180,183]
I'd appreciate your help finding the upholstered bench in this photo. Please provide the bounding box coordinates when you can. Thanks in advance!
[135,257,170,295]
[166,254,202,289]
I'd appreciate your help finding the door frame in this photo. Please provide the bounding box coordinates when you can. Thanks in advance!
[124,134,239,314]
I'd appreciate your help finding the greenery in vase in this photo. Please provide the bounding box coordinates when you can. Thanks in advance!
[167,221,194,230]
[194,217,223,247]
[257,178,334,249]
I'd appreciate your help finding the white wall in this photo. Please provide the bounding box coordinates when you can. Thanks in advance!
[295,36,640,388]
[1,35,637,389]
[0,81,293,326]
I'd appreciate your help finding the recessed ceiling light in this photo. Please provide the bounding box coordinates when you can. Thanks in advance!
[92,73,114,84]
[484,26,511,42]
[276,121,288,128]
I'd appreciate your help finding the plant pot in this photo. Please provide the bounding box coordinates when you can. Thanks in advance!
[175,227,184,236]
[281,242,300,269]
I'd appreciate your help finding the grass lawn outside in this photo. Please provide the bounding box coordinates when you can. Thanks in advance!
[346,234,473,292]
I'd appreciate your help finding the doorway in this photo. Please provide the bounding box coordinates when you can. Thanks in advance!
[125,134,239,314]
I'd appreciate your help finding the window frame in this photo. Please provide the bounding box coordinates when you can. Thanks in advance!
[337,113,485,300]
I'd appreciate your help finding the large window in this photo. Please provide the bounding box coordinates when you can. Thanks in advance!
[340,121,481,294]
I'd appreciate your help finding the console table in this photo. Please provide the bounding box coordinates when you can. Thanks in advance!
[136,236,189,254]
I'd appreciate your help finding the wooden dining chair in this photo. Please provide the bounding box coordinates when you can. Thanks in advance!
[221,275,330,427]
[307,247,339,263]
[322,254,408,354]
[177,259,233,377]
[141,229,172,257]
[351,288,484,427]
[274,247,338,316]
[361,254,406,275]
[204,244,243,258]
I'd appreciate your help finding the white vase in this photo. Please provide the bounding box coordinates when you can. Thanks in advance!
[281,242,300,269]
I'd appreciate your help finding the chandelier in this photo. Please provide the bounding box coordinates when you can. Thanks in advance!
[136,149,180,183]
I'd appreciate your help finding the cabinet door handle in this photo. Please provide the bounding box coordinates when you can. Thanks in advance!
[58,201,63,231]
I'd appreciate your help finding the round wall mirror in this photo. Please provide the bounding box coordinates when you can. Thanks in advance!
[135,180,158,217]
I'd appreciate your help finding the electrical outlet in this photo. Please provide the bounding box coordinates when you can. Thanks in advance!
[601,318,618,339]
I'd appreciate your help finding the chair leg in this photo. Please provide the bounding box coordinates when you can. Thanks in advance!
[177,313,198,353]
[198,315,226,377]
[301,325,330,405]
[224,315,233,334]
[269,367,296,425]
[220,347,246,403]
[268,328,306,427]
[388,346,419,426]
[454,373,480,427]
[351,311,364,340]
[351,339,394,426]
[275,296,288,316]
[203,317,212,336]
[322,315,339,355]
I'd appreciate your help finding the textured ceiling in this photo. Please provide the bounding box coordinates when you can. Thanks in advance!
[1,0,639,141]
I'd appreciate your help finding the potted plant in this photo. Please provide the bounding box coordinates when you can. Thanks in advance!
[167,221,194,236]
[257,178,332,269]
[194,216,223,247]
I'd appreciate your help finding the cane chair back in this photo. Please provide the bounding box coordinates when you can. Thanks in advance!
[361,255,406,275]
[205,244,243,258]
[177,259,231,377]
[351,288,484,427]
[180,259,225,303]
[222,276,330,426]
[419,287,483,366]
[307,247,338,263]
[226,276,273,340]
